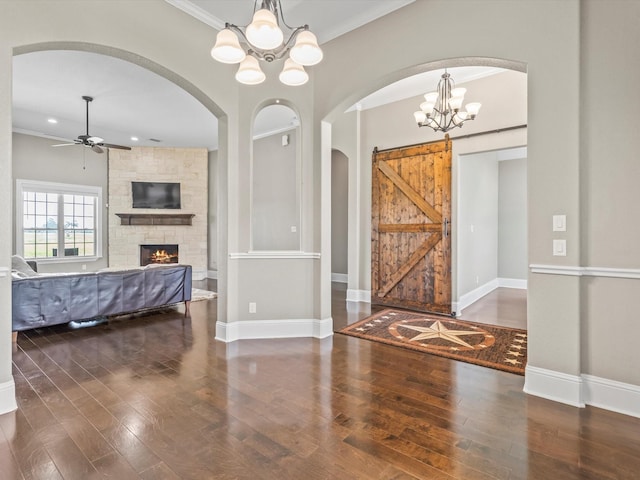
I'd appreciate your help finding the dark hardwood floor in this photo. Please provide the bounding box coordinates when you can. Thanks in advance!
[2,281,639,479]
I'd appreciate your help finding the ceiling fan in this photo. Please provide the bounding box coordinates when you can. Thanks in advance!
[52,95,131,153]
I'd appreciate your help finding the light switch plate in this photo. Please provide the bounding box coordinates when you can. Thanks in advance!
[553,239,567,256]
[553,215,566,232]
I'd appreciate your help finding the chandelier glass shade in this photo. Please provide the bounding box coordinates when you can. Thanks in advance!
[414,71,482,132]
[210,0,323,86]
[235,55,266,85]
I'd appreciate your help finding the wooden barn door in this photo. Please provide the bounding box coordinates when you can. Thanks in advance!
[372,137,452,314]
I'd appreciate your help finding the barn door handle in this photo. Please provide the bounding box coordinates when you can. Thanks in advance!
[443,218,449,238]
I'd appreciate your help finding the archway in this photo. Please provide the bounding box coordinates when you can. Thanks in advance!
[320,56,528,330]
[2,41,228,415]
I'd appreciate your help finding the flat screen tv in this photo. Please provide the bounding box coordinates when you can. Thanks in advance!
[131,181,181,209]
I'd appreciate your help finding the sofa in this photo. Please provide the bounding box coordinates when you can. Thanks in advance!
[11,256,192,335]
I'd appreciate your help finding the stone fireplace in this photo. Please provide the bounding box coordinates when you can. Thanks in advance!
[108,147,208,279]
[140,244,179,266]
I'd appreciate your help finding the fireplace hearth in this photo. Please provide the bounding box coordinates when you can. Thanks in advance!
[140,244,179,266]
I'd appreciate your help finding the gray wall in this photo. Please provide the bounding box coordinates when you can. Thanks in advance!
[251,128,299,251]
[331,149,348,276]
[11,132,109,273]
[580,1,640,383]
[498,158,527,280]
[458,151,499,296]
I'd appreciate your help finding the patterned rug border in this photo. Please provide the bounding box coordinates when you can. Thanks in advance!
[339,308,526,375]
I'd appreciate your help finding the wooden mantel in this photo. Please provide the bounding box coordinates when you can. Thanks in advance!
[116,213,195,226]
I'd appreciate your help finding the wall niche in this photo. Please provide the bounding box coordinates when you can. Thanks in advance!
[251,104,301,251]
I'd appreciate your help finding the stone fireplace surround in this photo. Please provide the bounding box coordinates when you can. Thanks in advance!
[108,147,208,280]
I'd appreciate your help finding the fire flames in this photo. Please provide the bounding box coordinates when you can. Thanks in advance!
[150,249,178,264]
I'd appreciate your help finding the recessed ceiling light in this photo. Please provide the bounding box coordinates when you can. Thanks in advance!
[47,118,58,124]
[131,136,139,141]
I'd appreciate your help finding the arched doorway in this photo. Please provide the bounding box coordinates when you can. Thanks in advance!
[321,57,528,329]
[12,47,220,279]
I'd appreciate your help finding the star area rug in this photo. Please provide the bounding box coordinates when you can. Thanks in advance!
[339,309,527,375]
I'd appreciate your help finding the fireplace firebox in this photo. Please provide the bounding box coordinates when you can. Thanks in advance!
[140,244,179,266]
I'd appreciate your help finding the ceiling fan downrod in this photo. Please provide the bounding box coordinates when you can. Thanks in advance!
[82,95,93,138]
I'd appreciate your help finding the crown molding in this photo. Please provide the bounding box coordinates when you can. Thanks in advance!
[164,0,225,30]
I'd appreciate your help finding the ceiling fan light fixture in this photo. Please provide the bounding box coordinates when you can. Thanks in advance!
[51,95,131,153]
[211,28,246,64]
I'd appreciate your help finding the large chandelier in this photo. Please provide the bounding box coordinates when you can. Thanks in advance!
[413,71,481,132]
[210,0,323,86]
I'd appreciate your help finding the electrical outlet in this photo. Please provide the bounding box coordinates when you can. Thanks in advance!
[291,225,297,233]
[249,302,256,313]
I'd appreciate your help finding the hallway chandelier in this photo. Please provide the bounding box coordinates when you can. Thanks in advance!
[414,71,482,132]
[210,0,323,86]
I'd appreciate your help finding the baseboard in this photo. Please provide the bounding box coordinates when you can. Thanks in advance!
[207,270,218,280]
[346,289,371,303]
[215,317,334,343]
[457,279,499,313]
[524,365,585,408]
[0,378,17,415]
[192,268,208,281]
[498,277,527,289]
[331,273,348,283]
[524,366,640,418]
[582,374,640,419]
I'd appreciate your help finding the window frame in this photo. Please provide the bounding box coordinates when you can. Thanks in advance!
[15,179,103,263]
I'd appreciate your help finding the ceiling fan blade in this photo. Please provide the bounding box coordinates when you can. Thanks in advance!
[52,142,78,147]
[101,143,132,151]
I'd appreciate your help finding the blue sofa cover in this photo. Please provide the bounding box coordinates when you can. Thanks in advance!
[12,264,192,332]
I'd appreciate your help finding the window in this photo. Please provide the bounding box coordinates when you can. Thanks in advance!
[16,179,102,262]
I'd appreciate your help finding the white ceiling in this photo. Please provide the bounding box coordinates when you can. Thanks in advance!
[12,50,219,150]
[11,0,500,152]
[166,0,416,44]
